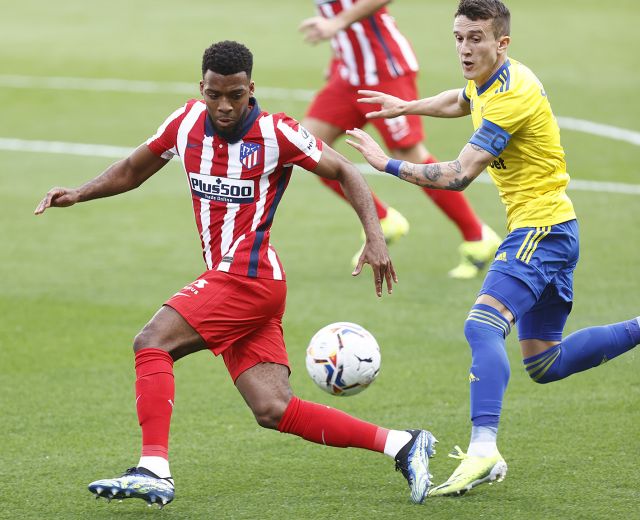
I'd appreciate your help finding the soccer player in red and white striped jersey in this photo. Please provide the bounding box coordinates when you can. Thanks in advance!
[35,41,437,507]
[300,0,502,278]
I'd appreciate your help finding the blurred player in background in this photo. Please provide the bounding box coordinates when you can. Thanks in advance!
[299,0,501,278]
[347,0,640,497]
[35,40,438,507]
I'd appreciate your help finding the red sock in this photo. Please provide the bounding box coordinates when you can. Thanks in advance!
[319,177,388,219]
[277,396,388,452]
[420,154,483,241]
[135,348,175,459]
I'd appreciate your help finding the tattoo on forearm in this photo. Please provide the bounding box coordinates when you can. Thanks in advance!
[398,159,467,190]
[420,162,442,183]
[446,176,472,190]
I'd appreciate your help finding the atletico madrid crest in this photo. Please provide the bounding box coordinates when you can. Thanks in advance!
[239,142,263,170]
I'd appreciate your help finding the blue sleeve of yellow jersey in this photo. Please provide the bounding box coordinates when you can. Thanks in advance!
[469,118,511,157]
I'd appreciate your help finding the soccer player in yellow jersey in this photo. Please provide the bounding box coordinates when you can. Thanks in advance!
[347,0,640,497]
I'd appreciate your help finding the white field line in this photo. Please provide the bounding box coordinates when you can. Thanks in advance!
[556,117,640,147]
[1,137,639,196]
[0,74,315,102]
[1,74,640,146]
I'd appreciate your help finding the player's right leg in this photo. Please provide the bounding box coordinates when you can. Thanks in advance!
[431,268,540,497]
[302,116,406,243]
[433,225,583,496]
[429,293,513,497]
[304,79,410,264]
[234,362,437,504]
[224,287,437,505]
[88,277,212,507]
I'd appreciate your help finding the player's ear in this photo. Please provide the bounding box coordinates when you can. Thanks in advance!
[199,80,205,97]
[497,35,511,54]
[249,80,255,97]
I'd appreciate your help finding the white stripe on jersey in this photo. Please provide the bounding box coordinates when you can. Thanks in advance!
[321,2,359,86]
[351,21,378,85]
[267,245,282,281]
[177,103,206,159]
[145,105,187,159]
[276,120,322,163]
[252,115,279,231]
[198,134,215,268]
[174,103,211,266]
[340,0,378,86]
[217,233,246,273]
[220,142,243,258]
[336,30,359,86]
[381,13,418,73]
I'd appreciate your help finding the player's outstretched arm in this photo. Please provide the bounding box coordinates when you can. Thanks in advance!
[359,88,471,119]
[299,0,390,44]
[311,145,397,297]
[346,128,494,191]
[34,145,168,215]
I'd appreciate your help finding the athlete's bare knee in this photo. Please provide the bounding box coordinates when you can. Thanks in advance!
[133,327,154,353]
[252,396,291,429]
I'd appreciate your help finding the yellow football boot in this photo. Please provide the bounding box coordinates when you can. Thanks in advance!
[448,224,502,280]
[428,445,507,497]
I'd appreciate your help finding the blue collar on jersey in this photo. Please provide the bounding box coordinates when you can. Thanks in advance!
[204,97,261,143]
[475,59,511,96]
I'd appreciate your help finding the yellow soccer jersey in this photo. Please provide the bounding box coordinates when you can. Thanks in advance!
[463,58,576,230]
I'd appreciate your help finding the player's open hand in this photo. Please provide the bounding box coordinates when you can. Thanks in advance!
[357,90,408,119]
[34,187,80,215]
[352,238,397,297]
[345,128,389,173]
[299,16,340,44]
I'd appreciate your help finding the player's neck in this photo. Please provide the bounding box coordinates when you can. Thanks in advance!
[476,56,508,88]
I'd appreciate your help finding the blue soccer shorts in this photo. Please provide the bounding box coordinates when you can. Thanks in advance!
[478,219,580,341]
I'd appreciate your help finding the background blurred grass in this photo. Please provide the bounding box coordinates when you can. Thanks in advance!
[1,1,638,519]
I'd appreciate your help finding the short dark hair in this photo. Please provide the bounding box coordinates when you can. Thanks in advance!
[201,40,253,78]
[455,0,511,38]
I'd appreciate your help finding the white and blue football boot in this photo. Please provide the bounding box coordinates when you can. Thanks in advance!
[394,429,438,504]
[88,467,175,508]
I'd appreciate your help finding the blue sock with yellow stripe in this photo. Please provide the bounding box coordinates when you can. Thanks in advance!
[465,304,512,428]
[523,317,640,383]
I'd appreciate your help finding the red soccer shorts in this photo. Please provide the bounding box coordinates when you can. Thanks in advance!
[164,270,289,382]
[306,72,425,150]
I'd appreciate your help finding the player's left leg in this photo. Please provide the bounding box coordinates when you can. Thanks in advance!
[520,292,640,383]
[234,361,436,504]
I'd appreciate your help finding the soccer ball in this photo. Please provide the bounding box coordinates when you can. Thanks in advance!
[305,322,381,396]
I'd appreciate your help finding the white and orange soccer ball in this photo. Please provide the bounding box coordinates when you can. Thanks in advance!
[305,322,381,396]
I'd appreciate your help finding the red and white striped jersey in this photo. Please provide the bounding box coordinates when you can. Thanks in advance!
[146,98,323,281]
[316,0,419,86]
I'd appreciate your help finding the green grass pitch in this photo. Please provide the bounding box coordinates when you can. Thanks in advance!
[1,1,638,518]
